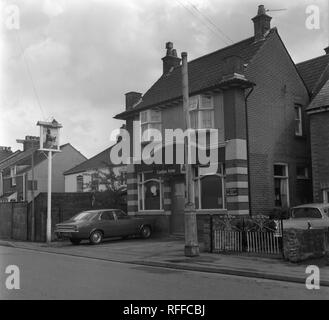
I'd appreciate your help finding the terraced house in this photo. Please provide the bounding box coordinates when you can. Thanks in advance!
[114,5,312,235]
[297,48,329,204]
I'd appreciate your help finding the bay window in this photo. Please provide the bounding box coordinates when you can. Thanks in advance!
[140,109,162,142]
[138,172,163,211]
[194,164,225,210]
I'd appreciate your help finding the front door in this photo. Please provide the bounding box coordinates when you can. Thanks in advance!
[170,177,185,234]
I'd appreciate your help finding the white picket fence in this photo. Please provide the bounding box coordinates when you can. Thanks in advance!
[213,229,282,255]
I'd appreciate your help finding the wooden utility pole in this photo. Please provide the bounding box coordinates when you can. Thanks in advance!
[31,151,35,241]
[181,52,199,257]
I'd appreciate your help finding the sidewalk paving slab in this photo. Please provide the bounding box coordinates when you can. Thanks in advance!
[1,237,329,286]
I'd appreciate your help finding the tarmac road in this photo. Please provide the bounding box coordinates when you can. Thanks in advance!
[0,246,328,300]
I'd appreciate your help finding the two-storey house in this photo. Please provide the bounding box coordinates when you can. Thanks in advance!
[114,5,311,235]
[0,136,86,202]
[297,48,329,203]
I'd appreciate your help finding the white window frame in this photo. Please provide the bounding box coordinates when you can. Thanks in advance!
[274,163,290,207]
[189,94,215,130]
[140,109,162,143]
[294,104,303,136]
[194,164,226,210]
[10,166,16,187]
[138,172,163,211]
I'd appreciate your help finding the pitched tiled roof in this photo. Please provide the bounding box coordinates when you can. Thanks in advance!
[115,30,276,119]
[0,147,39,171]
[64,145,116,175]
[308,79,329,110]
[297,54,329,97]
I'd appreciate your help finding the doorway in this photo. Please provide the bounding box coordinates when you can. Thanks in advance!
[170,177,185,235]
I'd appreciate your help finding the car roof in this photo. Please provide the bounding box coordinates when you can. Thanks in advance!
[292,203,329,209]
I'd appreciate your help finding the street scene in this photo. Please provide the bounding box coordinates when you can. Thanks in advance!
[1,0,329,303]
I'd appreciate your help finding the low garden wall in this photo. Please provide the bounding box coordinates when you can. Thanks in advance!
[283,228,329,262]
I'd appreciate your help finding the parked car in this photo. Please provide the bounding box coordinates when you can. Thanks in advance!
[282,203,329,230]
[55,209,155,245]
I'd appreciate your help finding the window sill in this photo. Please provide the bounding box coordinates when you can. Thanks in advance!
[138,210,167,216]
[196,209,227,214]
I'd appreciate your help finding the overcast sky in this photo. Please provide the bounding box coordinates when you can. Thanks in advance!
[0,0,328,158]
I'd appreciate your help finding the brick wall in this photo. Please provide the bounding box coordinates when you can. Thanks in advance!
[246,31,311,215]
[283,228,327,262]
[309,110,329,202]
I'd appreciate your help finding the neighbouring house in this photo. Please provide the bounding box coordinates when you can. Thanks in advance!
[297,47,329,203]
[0,136,87,202]
[64,144,127,193]
[114,5,312,235]
[0,146,13,162]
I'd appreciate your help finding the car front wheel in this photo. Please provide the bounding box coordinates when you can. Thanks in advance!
[89,230,103,245]
[140,225,151,239]
[70,238,81,245]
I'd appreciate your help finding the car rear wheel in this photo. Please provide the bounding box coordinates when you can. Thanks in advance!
[140,225,151,239]
[70,238,81,245]
[89,230,103,245]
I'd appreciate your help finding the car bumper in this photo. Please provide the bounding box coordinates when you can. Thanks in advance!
[55,230,80,239]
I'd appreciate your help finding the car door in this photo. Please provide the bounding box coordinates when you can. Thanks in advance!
[99,211,117,237]
[113,210,137,236]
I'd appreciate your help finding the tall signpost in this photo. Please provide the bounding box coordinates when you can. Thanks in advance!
[181,52,199,257]
[37,119,62,243]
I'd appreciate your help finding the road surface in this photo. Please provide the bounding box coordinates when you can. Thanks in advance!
[0,246,328,300]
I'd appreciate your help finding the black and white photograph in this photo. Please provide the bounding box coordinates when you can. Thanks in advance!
[0,0,329,306]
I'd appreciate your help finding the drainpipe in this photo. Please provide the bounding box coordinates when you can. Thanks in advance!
[244,85,255,217]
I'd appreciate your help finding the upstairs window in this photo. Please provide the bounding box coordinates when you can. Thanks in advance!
[140,109,162,143]
[189,94,214,129]
[296,166,309,180]
[294,104,303,136]
[10,166,16,187]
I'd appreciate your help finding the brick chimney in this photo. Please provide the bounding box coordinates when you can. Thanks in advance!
[252,5,272,42]
[161,42,181,75]
[125,92,142,111]
[324,46,329,55]
[16,136,40,151]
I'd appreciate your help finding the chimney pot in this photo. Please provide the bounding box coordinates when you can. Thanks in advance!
[162,42,181,75]
[252,5,272,42]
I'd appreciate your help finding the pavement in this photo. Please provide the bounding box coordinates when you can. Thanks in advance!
[1,236,329,287]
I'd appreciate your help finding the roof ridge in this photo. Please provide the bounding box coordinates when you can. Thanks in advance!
[64,144,116,175]
[296,54,329,66]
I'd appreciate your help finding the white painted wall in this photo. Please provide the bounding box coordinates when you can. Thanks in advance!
[64,166,126,192]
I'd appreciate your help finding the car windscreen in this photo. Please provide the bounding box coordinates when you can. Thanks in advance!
[71,211,98,221]
[291,207,322,219]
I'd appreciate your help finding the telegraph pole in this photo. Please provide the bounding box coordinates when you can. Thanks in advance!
[181,52,199,257]
[46,150,52,243]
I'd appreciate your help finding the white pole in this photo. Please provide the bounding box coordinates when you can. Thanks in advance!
[181,52,199,257]
[47,151,52,243]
